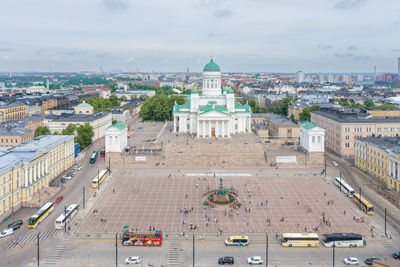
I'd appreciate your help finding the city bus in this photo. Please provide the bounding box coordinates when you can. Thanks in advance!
[90,151,98,164]
[352,193,374,215]
[322,233,365,248]
[28,202,55,228]
[225,236,249,246]
[334,177,355,197]
[92,169,108,189]
[122,230,163,246]
[55,204,79,230]
[281,233,319,247]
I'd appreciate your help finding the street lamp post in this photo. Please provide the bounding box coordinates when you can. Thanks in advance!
[64,206,67,234]
[115,233,118,267]
[265,233,269,267]
[332,241,335,267]
[37,233,40,267]
[193,234,195,267]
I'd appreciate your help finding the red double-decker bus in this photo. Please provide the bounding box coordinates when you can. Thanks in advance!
[122,230,163,246]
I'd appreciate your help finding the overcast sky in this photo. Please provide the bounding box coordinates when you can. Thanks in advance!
[0,0,399,73]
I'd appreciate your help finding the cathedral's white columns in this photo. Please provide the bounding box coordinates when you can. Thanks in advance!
[216,120,219,137]
[46,158,48,174]
[29,166,32,185]
[173,116,177,132]
[248,117,251,133]
[208,121,211,137]
[227,121,230,138]
[25,168,28,187]
[222,121,225,137]
[202,121,206,138]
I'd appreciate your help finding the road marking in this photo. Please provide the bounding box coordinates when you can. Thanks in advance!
[186,173,252,177]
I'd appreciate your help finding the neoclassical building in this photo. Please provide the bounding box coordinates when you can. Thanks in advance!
[173,57,252,137]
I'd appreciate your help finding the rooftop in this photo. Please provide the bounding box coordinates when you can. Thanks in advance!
[356,136,400,154]
[108,121,127,131]
[0,135,74,174]
[269,115,298,127]
[46,111,110,122]
[312,107,400,124]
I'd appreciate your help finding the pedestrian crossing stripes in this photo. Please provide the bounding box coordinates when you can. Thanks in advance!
[43,242,70,265]
[0,229,64,252]
[167,241,182,266]
[382,241,397,253]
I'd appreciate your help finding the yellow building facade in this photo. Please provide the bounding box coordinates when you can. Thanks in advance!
[41,98,57,114]
[355,137,400,192]
[0,135,74,221]
[0,102,27,122]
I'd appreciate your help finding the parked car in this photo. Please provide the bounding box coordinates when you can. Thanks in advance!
[344,257,359,265]
[63,174,72,180]
[73,165,83,171]
[364,258,381,265]
[70,171,76,177]
[8,220,23,230]
[0,228,13,238]
[61,178,67,184]
[332,161,338,167]
[247,256,263,265]
[55,196,64,203]
[125,256,141,264]
[218,256,234,265]
[393,252,400,259]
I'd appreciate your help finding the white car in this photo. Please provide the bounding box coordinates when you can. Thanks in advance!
[73,165,83,171]
[332,161,338,167]
[344,257,359,265]
[247,256,263,265]
[63,174,72,180]
[0,228,13,238]
[125,256,141,264]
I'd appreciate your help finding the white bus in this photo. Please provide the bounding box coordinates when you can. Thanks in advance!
[281,233,319,247]
[92,170,108,189]
[322,233,365,248]
[55,204,79,230]
[334,177,355,197]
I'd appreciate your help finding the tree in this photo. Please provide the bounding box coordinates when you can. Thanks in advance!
[139,94,185,121]
[269,97,294,116]
[364,99,375,108]
[120,95,128,101]
[61,124,76,135]
[34,126,50,137]
[338,100,351,108]
[75,123,94,149]
[309,105,320,112]
[130,95,137,100]
[112,119,118,124]
[373,104,399,109]
[299,107,311,121]
[109,94,120,107]
[290,114,297,123]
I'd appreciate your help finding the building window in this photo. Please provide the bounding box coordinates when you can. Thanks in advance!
[345,143,350,148]
[312,136,315,143]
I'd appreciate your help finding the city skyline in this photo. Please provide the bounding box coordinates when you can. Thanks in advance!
[0,0,399,72]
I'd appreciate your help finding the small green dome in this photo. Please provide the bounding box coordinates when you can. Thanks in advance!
[203,58,220,72]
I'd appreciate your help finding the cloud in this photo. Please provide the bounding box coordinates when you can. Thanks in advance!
[100,0,129,10]
[317,44,333,50]
[0,48,12,52]
[163,59,170,63]
[213,9,232,19]
[348,45,358,51]
[392,49,400,52]
[2,55,11,60]
[63,50,87,56]
[126,57,136,62]
[334,0,367,10]
[50,56,61,61]
[334,52,370,60]
[96,52,111,58]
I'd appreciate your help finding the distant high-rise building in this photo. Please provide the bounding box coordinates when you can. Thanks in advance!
[374,66,377,81]
[46,78,49,90]
[319,75,325,82]
[296,71,304,83]
[327,74,334,83]
[342,75,349,82]
[357,75,363,82]
[398,57,400,79]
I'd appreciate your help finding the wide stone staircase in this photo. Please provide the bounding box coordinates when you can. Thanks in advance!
[163,143,266,167]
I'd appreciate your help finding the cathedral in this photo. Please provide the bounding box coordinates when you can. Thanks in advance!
[173,57,252,138]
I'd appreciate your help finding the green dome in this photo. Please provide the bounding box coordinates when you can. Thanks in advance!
[203,58,220,72]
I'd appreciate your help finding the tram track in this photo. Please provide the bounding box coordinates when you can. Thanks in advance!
[325,154,400,234]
